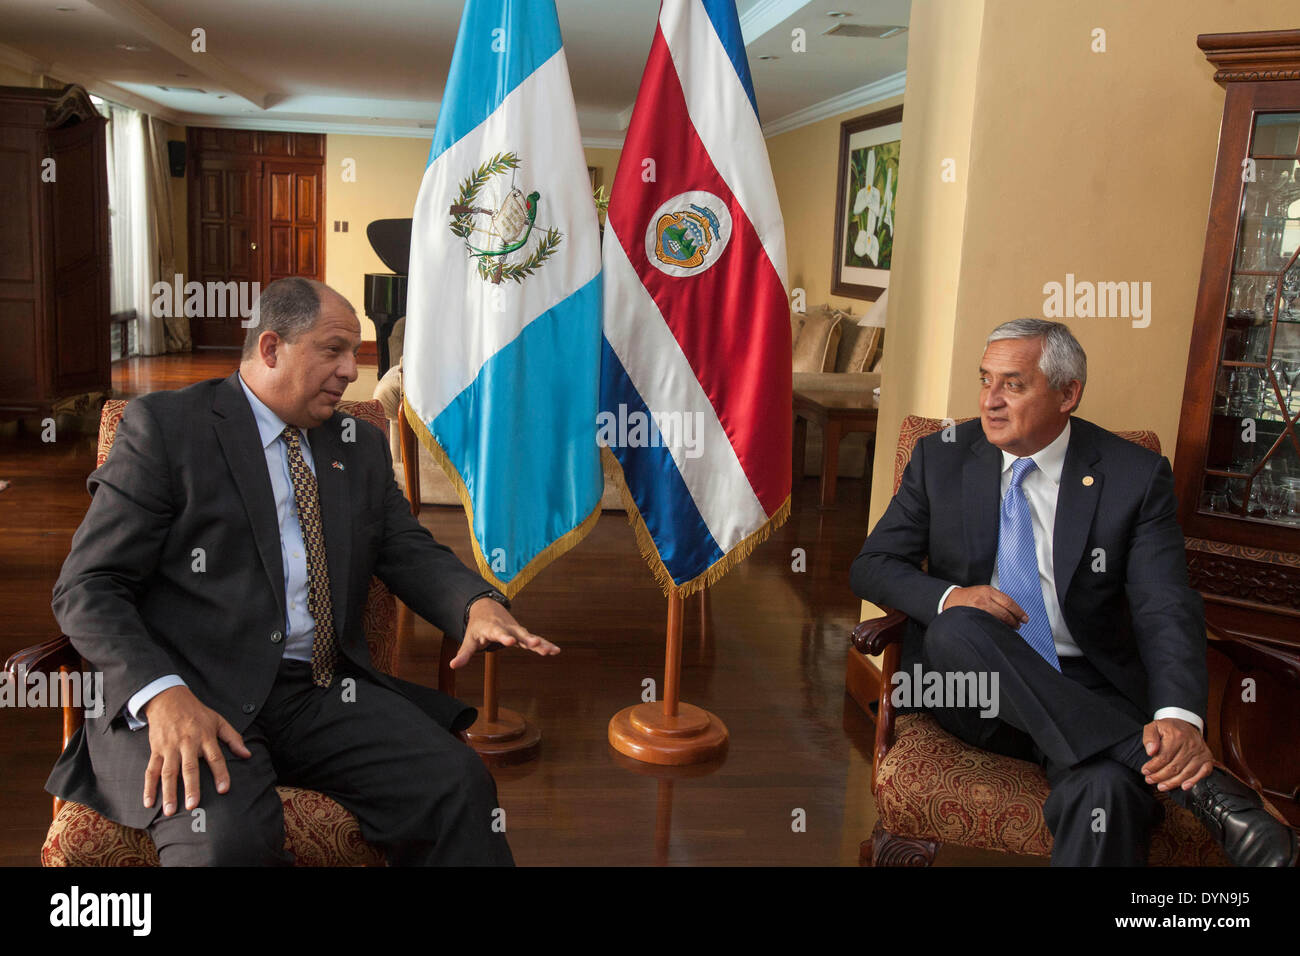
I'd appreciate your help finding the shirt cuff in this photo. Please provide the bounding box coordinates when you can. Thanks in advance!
[124,675,187,731]
[1153,706,1203,734]
[937,585,959,617]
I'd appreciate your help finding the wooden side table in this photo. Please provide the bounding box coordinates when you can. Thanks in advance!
[793,388,879,509]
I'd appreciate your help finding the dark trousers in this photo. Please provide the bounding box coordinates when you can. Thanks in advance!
[146,659,514,866]
[920,606,1159,866]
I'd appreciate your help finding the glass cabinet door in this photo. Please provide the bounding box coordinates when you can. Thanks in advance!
[1203,111,1300,526]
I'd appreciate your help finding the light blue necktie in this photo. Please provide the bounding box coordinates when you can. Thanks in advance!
[996,458,1061,671]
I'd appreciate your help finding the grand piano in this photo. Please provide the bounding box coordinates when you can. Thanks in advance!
[363,218,413,377]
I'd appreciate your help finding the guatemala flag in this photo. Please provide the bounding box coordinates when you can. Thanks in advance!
[600,0,792,597]
[404,0,603,599]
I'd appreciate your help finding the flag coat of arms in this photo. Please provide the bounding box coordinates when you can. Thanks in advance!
[404,0,603,598]
[600,0,792,596]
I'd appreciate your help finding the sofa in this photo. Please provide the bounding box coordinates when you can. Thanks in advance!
[792,304,884,479]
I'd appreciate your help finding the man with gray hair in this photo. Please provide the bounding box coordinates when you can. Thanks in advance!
[48,277,556,865]
[852,318,1297,866]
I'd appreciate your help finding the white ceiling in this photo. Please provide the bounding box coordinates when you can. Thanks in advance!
[0,0,909,143]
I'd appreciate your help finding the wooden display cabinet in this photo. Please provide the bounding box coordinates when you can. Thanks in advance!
[1174,30,1300,814]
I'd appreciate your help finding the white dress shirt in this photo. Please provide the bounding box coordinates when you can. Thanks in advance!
[122,373,318,728]
[936,421,1203,733]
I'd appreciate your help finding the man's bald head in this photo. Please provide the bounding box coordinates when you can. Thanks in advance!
[241,277,352,358]
[239,277,362,428]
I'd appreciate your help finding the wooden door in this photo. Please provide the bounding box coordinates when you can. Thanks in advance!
[263,162,323,286]
[187,129,325,349]
[191,158,262,348]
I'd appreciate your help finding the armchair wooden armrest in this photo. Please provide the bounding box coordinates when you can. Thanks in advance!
[5,634,80,678]
[6,635,88,818]
[851,607,910,792]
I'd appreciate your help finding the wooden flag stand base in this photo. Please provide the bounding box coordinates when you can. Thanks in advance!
[464,651,541,765]
[397,400,539,766]
[609,590,728,766]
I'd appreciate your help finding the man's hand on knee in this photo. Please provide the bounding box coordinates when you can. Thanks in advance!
[1141,718,1213,792]
[942,585,1028,629]
[142,686,251,816]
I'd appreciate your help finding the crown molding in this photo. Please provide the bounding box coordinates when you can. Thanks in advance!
[582,135,625,150]
[761,69,906,137]
[1199,29,1300,85]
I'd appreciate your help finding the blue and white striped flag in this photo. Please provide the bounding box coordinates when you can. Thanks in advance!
[403,0,603,598]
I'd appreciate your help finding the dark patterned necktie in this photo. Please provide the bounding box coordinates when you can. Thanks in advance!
[282,426,339,687]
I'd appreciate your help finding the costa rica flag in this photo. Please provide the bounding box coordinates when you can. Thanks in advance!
[599,0,792,596]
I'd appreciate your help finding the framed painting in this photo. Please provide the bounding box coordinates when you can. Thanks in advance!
[832,104,902,300]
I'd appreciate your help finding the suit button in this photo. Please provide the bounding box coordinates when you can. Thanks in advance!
[270,630,283,644]
[242,703,255,714]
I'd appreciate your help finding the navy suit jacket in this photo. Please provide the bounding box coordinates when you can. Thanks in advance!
[850,416,1207,722]
[47,372,492,828]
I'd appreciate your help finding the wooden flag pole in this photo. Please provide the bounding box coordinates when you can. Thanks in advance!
[463,648,541,765]
[398,392,539,764]
[608,589,728,765]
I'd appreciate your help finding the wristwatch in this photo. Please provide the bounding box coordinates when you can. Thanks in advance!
[463,588,510,628]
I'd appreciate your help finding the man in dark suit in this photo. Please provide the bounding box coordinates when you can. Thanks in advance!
[47,277,555,865]
[851,318,1297,866]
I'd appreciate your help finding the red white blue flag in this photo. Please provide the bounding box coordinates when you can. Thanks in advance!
[599,0,791,596]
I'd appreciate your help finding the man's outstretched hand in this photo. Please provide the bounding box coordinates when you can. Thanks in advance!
[1141,717,1213,792]
[450,596,560,670]
[142,685,251,815]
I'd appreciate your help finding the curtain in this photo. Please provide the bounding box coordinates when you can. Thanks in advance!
[145,116,190,351]
[105,105,190,355]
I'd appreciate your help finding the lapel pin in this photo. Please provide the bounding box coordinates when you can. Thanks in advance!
[1082,475,1094,487]
[332,460,345,471]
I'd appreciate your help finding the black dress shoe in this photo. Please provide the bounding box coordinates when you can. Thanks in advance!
[1179,769,1299,867]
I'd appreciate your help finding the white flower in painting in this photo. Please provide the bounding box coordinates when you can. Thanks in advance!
[854,186,869,215]
[854,184,881,217]
[882,169,894,234]
[855,209,881,264]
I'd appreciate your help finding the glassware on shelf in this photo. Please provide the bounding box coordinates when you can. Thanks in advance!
[1201,474,1230,514]
[1280,354,1300,417]
[1227,366,1263,415]
[1282,475,1300,522]
[1236,160,1300,272]
[1226,477,1248,513]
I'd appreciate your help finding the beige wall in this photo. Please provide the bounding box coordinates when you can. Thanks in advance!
[323,134,432,339]
[767,95,905,314]
[869,0,1299,526]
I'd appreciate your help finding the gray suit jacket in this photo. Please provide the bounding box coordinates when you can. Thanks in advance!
[850,416,1207,722]
[47,372,493,828]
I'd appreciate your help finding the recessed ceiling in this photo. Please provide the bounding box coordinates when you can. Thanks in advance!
[0,0,909,142]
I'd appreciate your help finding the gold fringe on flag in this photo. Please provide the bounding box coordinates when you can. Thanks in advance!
[402,393,602,601]
[600,445,791,599]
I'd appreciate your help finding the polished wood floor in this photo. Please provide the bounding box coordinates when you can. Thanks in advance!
[0,353,1027,866]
